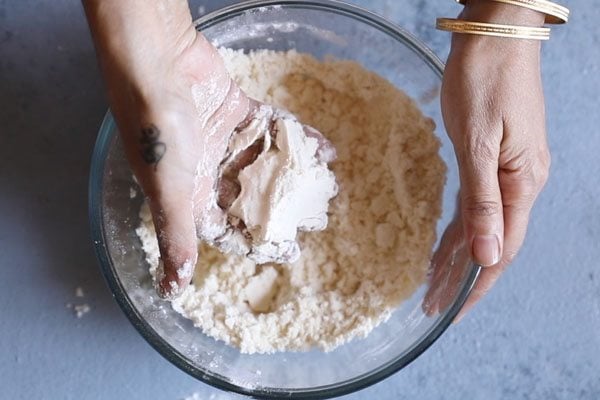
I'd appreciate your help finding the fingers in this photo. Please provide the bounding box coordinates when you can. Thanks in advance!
[454,199,529,321]
[456,131,504,267]
[454,263,503,322]
[454,194,533,321]
[194,81,251,243]
[148,191,198,299]
[423,208,472,319]
[453,156,549,321]
[130,116,202,299]
[423,214,463,316]
[452,184,535,321]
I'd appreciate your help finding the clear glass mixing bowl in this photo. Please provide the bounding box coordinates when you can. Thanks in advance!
[89,1,480,398]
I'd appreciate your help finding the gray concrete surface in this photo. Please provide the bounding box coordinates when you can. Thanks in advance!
[1,0,598,399]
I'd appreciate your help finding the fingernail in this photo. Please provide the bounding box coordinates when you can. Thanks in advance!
[472,234,500,267]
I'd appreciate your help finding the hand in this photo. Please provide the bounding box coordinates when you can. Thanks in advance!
[84,0,252,297]
[84,0,333,298]
[427,1,551,320]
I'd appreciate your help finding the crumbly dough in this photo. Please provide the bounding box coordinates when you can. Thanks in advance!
[136,49,446,354]
[215,105,338,264]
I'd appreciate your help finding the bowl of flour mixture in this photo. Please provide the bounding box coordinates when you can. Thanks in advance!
[89,1,480,398]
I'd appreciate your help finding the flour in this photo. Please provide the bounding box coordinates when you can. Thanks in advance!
[66,287,91,318]
[217,105,338,264]
[136,49,445,353]
[183,393,230,400]
[73,303,91,318]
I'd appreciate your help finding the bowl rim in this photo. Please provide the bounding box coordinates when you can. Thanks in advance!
[89,1,480,398]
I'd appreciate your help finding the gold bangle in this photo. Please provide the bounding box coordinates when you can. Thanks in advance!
[456,0,569,24]
[436,18,551,40]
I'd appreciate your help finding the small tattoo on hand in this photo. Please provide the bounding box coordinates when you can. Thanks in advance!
[140,124,166,169]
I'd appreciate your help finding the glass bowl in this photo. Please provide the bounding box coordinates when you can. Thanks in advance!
[89,1,480,398]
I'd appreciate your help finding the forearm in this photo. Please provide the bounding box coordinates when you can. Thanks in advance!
[82,0,195,60]
[82,0,197,93]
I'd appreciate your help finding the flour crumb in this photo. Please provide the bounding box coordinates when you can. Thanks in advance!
[177,260,195,280]
[129,187,137,199]
[67,286,90,318]
[182,394,202,400]
[182,393,231,400]
[137,49,445,354]
[66,302,91,318]
[74,304,91,318]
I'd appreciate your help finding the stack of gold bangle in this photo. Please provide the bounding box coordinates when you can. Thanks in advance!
[436,0,570,41]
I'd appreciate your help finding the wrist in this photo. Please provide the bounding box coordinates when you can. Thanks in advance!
[461,0,545,26]
[83,0,195,79]
[450,1,545,56]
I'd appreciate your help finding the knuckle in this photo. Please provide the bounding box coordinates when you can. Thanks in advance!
[540,148,552,168]
[522,157,550,191]
[463,196,503,217]
[535,151,551,187]
[461,132,498,164]
[450,113,500,161]
[535,167,550,189]
[503,199,534,217]
[504,150,550,192]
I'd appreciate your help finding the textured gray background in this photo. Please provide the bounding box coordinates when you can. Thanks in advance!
[1,0,598,399]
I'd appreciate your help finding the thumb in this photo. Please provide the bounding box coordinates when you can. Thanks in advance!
[148,191,198,299]
[458,144,504,267]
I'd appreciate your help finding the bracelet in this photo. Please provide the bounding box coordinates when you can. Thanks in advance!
[436,18,550,40]
[456,0,569,24]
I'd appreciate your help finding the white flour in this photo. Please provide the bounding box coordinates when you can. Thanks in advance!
[136,49,445,354]
[66,286,90,318]
[217,104,338,264]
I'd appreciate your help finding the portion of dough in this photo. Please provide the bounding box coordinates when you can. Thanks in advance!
[215,105,338,264]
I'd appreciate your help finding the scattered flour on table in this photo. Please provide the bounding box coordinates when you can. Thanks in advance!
[182,394,206,400]
[182,393,237,400]
[136,49,446,354]
[66,286,91,318]
[73,304,91,318]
